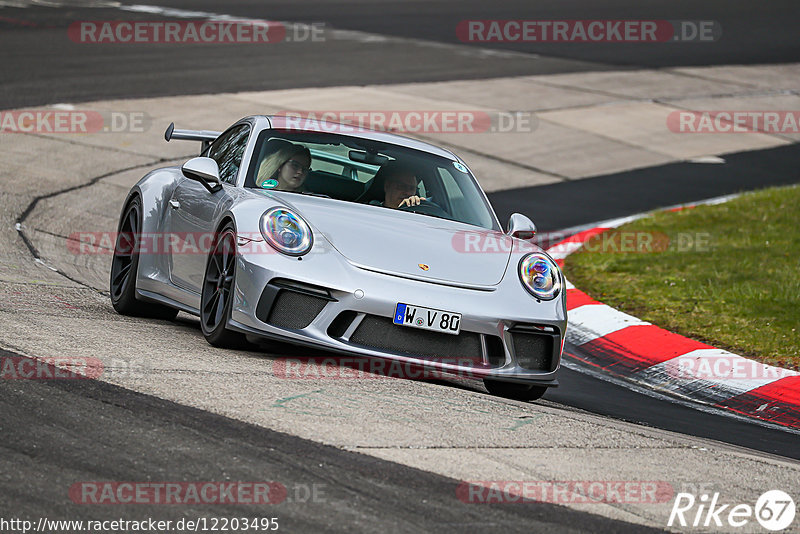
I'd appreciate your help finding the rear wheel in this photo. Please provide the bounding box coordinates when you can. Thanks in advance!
[110,197,178,320]
[200,223,248,348]
[483,379,547,401]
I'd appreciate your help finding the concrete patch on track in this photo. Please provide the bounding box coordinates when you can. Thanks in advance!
[3,64,800,530]
[672,64,800,92]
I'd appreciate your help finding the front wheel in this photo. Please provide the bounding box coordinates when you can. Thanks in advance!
[200,223,248,348]
[483,379,547,401]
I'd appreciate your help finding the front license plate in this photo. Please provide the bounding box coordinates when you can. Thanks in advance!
[393,303,461,335]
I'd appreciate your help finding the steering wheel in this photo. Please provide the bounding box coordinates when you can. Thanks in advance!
[398,198,450,219]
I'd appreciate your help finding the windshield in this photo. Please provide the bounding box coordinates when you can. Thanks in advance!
[244,130,500,231]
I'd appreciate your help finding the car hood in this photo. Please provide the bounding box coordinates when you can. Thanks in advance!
[274,193,512,287]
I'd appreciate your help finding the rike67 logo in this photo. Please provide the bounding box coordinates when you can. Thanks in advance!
[668,490,795,531]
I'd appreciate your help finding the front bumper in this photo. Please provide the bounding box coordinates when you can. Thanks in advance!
[230,244,566,385]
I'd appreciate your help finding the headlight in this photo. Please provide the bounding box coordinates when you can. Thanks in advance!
[259,208,313,256]
[519,253,561,300]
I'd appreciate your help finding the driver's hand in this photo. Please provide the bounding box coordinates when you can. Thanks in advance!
[398,196,426,207]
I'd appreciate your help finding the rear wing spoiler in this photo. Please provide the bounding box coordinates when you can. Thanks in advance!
[164,122,221,153]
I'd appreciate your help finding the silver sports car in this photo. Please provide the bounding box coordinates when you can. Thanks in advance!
[110,115,566,400]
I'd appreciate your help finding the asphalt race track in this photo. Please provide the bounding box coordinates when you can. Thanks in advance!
[2,1,800,107]
[1,350,660,533]
[2,1,799,532]
[488,143,800,233]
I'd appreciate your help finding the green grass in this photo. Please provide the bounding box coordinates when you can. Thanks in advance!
[563,184,800,370]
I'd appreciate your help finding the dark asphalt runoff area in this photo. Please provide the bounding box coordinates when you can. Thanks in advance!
[1,1,799,108]
[146,0,800,68]
[2,0,799,530]
[488,143,800,233]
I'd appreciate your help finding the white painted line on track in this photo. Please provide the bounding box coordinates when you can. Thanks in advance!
[547,192,745,245]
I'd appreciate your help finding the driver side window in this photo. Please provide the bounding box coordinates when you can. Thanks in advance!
[208,125,250,185]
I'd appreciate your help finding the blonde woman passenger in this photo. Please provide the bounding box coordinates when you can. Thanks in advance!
[256,142,312,192]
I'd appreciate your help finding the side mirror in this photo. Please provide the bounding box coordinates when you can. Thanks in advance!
[182,157,222,193]
[507,213,537,240]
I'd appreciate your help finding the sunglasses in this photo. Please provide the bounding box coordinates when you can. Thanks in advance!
[285,159,311,175]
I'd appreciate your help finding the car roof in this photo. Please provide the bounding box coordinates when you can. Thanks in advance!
[255,115,460,161]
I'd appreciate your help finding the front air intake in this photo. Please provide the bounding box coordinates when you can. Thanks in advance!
[349,315,483,365]
[510,326,559,372]
[256,279,334,329]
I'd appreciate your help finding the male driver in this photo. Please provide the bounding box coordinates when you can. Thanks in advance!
[380,162,425,208]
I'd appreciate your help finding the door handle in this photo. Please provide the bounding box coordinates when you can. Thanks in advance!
[169,200,180,209]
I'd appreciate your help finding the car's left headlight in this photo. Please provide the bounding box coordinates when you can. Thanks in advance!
[259,208,313,256]
[519,253,561,300]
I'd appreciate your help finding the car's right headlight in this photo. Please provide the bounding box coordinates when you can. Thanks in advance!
[259,208,313,256]
[518,253,561,300]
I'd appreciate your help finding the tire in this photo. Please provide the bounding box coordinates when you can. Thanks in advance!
[483,379,547,401]
[110,197,178,320]
[200,222,248,348]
